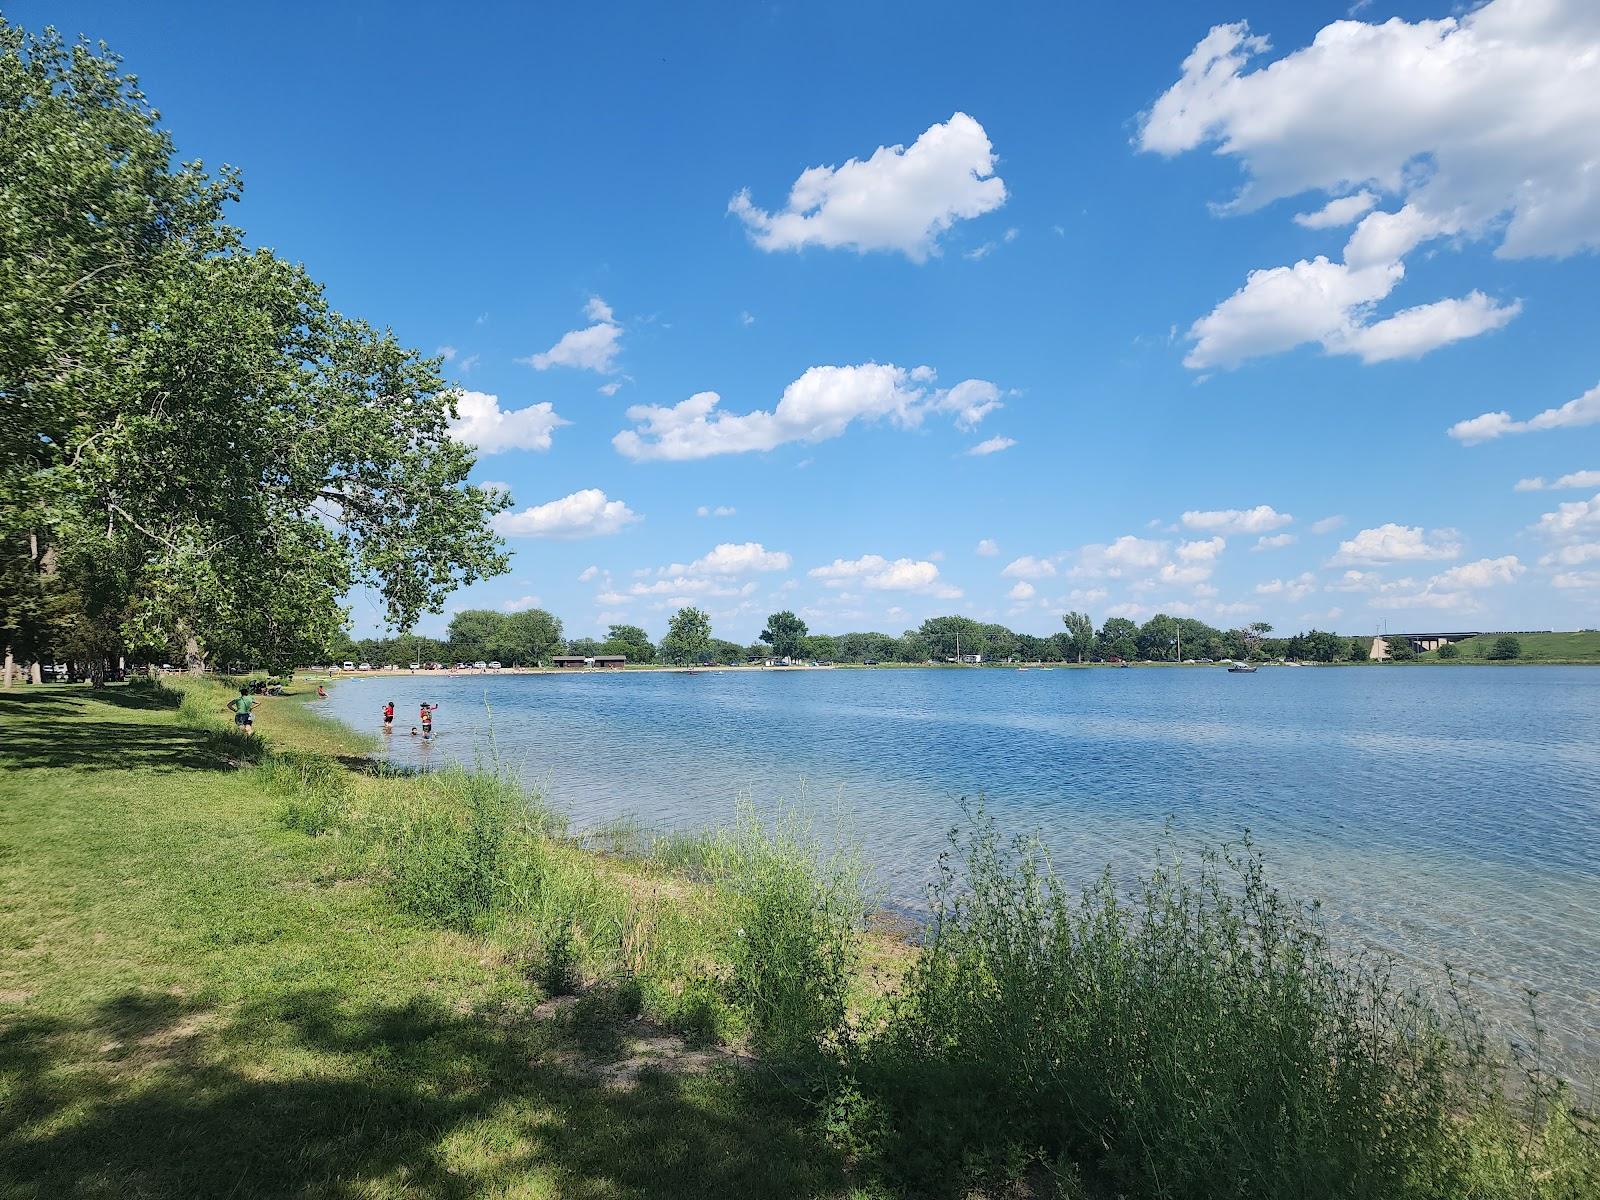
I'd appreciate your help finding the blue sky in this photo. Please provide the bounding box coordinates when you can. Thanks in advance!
[29,0,1600,641]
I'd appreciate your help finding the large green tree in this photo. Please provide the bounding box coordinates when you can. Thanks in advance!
[1096,618,1138,662]
[1061,611,1094,663]
[502,609,563,665]
[759,610,808,660]
[1,22,507,680]
[601,624,655,664]
[659,606,712,666]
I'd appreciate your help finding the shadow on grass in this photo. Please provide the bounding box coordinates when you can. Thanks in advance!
[0,720,259,774]
[89,684,183,712]
[0,987,842,1200]
[0,690,86,718]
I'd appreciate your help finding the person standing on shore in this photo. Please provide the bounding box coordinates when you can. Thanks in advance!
[382,700,395,732]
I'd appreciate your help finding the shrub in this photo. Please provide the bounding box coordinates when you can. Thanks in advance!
[1489,634,1522,660]
[722,807,865,1067]
[1437,642,1460,659]
[384,768,520,931]
[841,807,1597,1199]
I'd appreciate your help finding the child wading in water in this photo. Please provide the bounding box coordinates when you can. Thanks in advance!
[419,703,436,738]
[382,700,395,732]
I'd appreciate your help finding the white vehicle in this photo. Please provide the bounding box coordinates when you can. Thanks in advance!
[487,660,502,670]
[409,663,421,671]
[472,660,488,670]
[357,661,372,671]
[342,661,355,671]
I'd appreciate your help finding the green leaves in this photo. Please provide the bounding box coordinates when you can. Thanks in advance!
[1,19,508,674]
[660,606,712,665]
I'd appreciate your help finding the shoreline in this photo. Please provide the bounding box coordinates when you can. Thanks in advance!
[5,677,1591,1196]
[301,657,1600,679]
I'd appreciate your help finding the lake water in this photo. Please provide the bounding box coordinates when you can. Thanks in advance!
[319,665,1600,1073]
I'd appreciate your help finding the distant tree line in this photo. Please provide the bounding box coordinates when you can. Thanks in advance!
[333,607,1381,669]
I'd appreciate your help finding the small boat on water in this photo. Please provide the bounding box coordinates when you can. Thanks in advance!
[1227,663,1258,673]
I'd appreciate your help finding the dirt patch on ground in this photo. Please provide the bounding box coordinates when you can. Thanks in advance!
[539,1017,745,1091]
[530,990,745,1091]
[0,989,34,1005]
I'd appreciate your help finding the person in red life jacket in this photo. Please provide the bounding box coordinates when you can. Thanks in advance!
[382,700,395,731]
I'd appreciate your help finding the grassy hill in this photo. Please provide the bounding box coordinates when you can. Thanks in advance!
[1420,631,1600,663]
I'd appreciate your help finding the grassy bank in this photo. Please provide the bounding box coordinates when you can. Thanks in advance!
[1419,630,1600,663]
[0,680,849,1198]
[2,680,1596,1198]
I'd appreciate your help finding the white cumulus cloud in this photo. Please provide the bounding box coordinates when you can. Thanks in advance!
[809,554,961,598]
[1001,555,1057,580]
[667,542,791,577]
[1140,1,1600,369]
[1007,581,1036,601]
[1071,536,1169,578]
[1329,523,1462,564]
[1530,493,1600,542]
[976,538,999,557]
[1253,533,1296,551]
[696,505,738,517]
[1177,536,1226,562]
[1181,506,1291,535]
[612,364,999,461]
[494,489,640,539]
[448,390,568,454]
[520,297,623,373]
[1430,556,1525,590]
[729,113,1007,262]
[1293,192,1377,229]
[1448,382,1600,444]
[1255,572,1317,600]
[966,435,1016,456]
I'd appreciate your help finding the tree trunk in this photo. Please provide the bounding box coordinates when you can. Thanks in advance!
[184,632,205,676]
[29,659,42,685]
[3,645,14,689]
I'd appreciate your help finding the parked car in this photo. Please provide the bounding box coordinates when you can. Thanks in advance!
[487,660,502,670]
[472,660,488,670]
[357,662,372,671]
[342,661,355,671]
[409,663,421,671]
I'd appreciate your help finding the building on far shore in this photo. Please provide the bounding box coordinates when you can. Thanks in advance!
[551,655,626,669]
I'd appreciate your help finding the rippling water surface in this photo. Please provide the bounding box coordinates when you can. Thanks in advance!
[320,666,1600,1069]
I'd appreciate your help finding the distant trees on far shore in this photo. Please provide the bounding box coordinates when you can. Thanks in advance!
[333,608,1376,669]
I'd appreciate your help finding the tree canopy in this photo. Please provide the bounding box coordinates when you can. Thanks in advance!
[659,607,712,666]
[759,610,808,659]
[1,21,507,680]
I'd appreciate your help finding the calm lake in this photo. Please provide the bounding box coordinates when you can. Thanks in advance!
[320,665,1600,1072]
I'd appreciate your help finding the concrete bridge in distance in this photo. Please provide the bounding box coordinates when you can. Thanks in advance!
[1368,631,1484,660]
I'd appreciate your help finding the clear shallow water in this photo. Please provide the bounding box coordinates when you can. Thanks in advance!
[320,666,1600,1072]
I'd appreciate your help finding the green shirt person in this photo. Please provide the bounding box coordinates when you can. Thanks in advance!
[228,689,257,729]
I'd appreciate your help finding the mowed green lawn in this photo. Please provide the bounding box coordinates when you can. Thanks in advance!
[0,685,847,1199]
[1421,630,1600,662]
